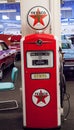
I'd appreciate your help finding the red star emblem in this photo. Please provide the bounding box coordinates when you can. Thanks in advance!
[29,8,47,26]
[34,90,48,104]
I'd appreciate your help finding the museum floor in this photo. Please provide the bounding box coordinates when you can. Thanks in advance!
[0,61,74,130]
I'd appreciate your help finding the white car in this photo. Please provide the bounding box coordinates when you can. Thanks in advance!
[4,27,21,35]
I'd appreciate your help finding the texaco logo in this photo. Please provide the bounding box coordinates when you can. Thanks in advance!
[27,6,50,30]
[32,89,50,107]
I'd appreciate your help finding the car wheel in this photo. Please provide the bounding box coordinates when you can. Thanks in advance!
[11,62,15,67]
[15,54,20,61]
[0,69,3,80]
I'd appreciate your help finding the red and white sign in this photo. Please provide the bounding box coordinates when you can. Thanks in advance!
[27,6,50,30]
[32,89,50,107]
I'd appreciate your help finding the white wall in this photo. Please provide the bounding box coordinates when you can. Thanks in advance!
[49,0,61,44]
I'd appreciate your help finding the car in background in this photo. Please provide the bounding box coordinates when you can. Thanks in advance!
[0,40,16,79]
[4,27,21,35]
[8,35,21,60]
[62,37,74,74]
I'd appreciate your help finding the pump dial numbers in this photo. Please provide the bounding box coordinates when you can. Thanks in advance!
[31,73,50,79]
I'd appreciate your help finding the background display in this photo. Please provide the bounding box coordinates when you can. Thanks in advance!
[0,2,21,34]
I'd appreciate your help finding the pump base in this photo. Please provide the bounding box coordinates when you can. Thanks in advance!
[23,126,61,130]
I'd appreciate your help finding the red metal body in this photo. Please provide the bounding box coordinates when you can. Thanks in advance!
[21,33,61,128]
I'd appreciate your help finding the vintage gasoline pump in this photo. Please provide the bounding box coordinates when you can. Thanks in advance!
[21,6,62,129]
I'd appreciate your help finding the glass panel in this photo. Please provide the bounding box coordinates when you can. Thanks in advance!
[27,51,53,68]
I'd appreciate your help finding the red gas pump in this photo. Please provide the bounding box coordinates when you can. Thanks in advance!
[21,33,61,129]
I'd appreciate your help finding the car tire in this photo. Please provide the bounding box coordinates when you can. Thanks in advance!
[11,62,15,67]
[0,68,3,80]
[15,54,21,61]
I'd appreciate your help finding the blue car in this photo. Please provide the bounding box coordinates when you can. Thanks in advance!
[62,41,74,73]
